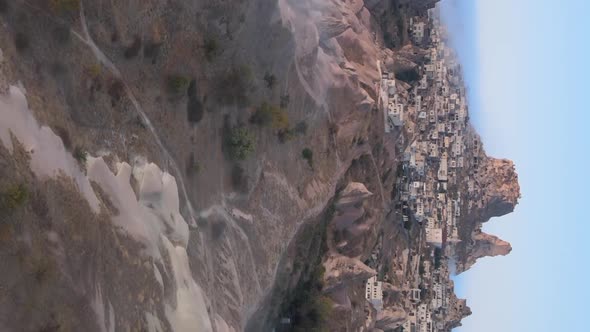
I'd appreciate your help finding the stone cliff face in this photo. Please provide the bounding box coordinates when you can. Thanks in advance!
[479,158,521,222]
[460,231,512,273]
[1,0,390,330]
[456,134,521,273]
[445,298,472,330]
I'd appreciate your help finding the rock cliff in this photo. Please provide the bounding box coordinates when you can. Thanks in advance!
[455,132,521,273]
[479,158,521,222]
[460,231,513,273]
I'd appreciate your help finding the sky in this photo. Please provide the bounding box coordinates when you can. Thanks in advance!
[440,0,590,331]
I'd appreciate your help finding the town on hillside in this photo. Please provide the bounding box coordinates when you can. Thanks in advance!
[365,6,490,332]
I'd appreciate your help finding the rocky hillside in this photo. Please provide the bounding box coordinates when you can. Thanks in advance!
[454,128,520,274]
[0,0,519,331]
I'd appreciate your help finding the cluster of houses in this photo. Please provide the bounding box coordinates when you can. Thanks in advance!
[395,8,470,251]
[367,7,481,332]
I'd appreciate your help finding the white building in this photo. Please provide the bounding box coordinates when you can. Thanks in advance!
[432,282,445,309]
[410,288,422,302]
[365,276,383,311]
[426,228,443,247]
[438,155,448,182]
[388,99,405,128]
[412,21,426,41]
[416,199,425,220]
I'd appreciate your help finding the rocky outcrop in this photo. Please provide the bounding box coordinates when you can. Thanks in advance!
[459,231,512,273]
[455,133,521,274]
[375,306,407,330]
[445,298,472,330]
[324,182,376,291]
[335,182,374,208]
[479,158,521,222]
[323,254,376,291]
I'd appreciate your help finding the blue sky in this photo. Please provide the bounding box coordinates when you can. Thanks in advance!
[440,0,590,331]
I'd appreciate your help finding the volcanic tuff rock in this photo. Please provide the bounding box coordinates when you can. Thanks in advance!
[335,182,374,208]
[461,232,513,273]
[323,254,376,291]
[452,127,521,274]
[375,306,408,330]
[444,297,473,330]
[479,158,521,222]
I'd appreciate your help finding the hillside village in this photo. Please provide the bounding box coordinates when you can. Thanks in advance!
[366,6,502,331]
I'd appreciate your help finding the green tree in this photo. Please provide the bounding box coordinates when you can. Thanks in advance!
[294,121,308,135]
[216,65,253,106]
[167,75,191,95]
[264,72,276,89]
[278,128,295,143]
[73,146,87,164]
[204,38,219,61]
[302,148,313,167]
[280,94,290,108]
[250,103,289,130]
[1,184,28,212]
[227,127,255,160]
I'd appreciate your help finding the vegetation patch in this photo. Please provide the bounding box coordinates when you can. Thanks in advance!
[277,202,335,331]
[395,67,420,83]
[294,121,308,135]
[73,146,87,164]
[203,37,219,61]
[264,72,277,89]
[87,63,102,79]
[277,128,295,143]
[14,32,29,53]
[124,36,142,59]
[167,75,191,95]
[143,42,162,63]
[215,65,253,106]
[302,148,313,167]
[108,79,125,105]
[280,94,290,108]
[187,96,204,122]
[434,247,443,269]
[186,80,204,123]
[51,0,80,12]
[250,103,289,130]
[231,164,249,193]
[226,127,255,161]
[0,184,28,213]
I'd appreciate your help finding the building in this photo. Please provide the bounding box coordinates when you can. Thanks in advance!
[438,155,448,182]
[426,228,443,247]
[410,288,422,302]
[388,95,405,127]
[365,276,383,311]
[412,21,426,41]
